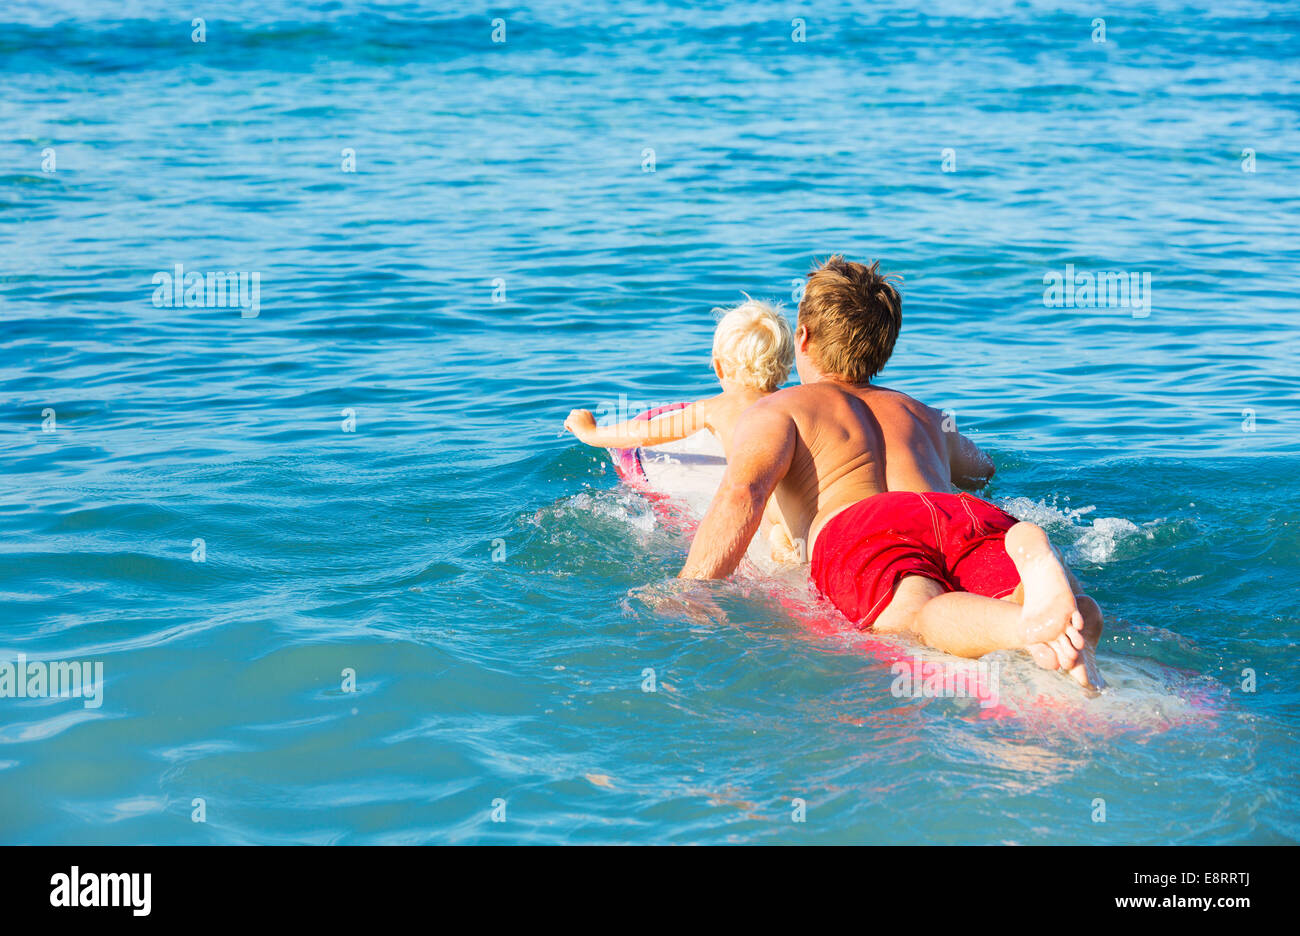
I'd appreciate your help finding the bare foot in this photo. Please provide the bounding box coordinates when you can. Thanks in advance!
[1004,522,1083,648]
[1026,594,1106,690]
[1067,596,1106,690]
[1025,641,1060,670]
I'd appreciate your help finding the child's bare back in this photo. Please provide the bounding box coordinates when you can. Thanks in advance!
[564,299,802,563]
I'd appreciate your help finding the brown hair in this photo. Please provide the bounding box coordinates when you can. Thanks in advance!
[797,256,902,382]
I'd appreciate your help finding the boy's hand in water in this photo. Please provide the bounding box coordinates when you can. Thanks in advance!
[564,409,598,443]
[767,524,805,564]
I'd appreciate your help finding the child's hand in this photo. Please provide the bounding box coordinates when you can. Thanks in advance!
[564,409,598,442]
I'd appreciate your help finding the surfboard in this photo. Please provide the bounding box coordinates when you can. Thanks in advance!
[606,403,1224,731]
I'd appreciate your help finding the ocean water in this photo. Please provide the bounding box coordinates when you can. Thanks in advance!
[1,0,1297,844]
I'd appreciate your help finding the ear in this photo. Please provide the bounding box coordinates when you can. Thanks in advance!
[796,324,811,351]
[713,357,724,381]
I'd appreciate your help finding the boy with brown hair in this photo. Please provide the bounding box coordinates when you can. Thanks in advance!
[680,256,1104,689]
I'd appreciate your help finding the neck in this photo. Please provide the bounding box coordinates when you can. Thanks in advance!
[798,351,868,387]
[811,370,869,388]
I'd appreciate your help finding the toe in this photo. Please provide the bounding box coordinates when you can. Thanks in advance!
[1026,643,1059,670]
[1053,634,1079,670]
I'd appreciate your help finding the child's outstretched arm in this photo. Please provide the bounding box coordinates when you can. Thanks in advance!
[564,401,709,449]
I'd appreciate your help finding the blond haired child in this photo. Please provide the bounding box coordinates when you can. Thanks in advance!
[564,298,804,563]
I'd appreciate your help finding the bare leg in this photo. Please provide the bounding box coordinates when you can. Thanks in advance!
[871,575,946,635]
[875,522,1083,659]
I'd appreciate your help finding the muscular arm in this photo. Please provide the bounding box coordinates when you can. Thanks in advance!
[946,424,995,491]
[679,403,796,579]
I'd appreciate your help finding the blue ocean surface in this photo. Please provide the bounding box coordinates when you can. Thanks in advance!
[1,0,1297,844]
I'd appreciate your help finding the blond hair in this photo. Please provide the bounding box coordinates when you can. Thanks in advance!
[711,298,794,392]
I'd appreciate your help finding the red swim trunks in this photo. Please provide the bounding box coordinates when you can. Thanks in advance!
[810,492,1022,628]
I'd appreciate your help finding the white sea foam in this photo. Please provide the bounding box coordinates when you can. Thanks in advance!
[557,490,658,533]
[1074,516,1145,564]
[974,650,1216,733]
[998,496,1156,565]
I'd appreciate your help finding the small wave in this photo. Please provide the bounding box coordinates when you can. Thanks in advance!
[540,489,658,534]
[998,496,1157,565]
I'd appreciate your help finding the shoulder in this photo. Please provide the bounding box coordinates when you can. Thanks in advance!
[871,385,942,422]
[756,382,836,414]
[686,393,725,418]
[733,389,801,437]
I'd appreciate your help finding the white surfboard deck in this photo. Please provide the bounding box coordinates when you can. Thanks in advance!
[632,430,798,572]
[637,431,727,517]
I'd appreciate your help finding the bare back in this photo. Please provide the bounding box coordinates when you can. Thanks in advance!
[696,387,769,457]
[756,381,951,556]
